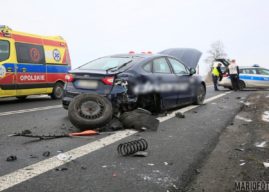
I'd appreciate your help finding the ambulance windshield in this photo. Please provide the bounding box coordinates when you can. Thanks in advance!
[0,40,10,62]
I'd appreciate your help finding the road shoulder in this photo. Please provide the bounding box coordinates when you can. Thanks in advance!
[185,91,269,192]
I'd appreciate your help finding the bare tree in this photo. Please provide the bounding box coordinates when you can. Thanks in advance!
[205,40,227,67]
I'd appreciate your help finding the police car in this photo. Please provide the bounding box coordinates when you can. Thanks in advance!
[219,65,269,90]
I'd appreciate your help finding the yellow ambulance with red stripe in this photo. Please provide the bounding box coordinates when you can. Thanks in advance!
[0,25,71,99]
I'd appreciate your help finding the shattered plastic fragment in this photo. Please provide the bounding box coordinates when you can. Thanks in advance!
[6,155,17,162]
[164,162,169,166]
[263,162,269,168]
[175,112,185,118]
[235,148,244,152]
[240,163,246,166]
[133,151,148,157]
[57,153,72,161]
[255,141,267,148]
[262,111,269,122]
[42,151,50,157]
[235,115,252,122]
[147,163,155,166]
[55,167,68,171]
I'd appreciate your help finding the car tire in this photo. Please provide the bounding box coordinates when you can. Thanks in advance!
[239,80,245,90]
[16,96,27,100]
[194,84,206,105]
[50,82,64,99]
[68,94,113,130]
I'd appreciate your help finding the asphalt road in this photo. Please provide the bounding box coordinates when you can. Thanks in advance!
[0,86,254,192]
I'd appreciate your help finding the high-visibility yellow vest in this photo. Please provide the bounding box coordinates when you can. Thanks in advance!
[212,67,220,76]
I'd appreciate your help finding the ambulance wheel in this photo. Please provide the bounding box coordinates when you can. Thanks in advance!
[68,94,113,130]
[16,96,27,100]
[50,82,64,99]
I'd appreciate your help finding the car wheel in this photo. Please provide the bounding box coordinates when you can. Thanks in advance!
[68,94,113,130]
[16,96,27,100]
[239,80,245,90]
[194,84,206,105]
[50,82,64,99]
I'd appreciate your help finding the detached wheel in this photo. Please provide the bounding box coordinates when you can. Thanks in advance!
[50,82,64,99]
[239,80,245,90]
[194,84,206,105]
[16,96,27,100]
[68,94,113,130]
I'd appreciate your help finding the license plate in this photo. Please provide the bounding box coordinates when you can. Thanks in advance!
[75,80,98,89]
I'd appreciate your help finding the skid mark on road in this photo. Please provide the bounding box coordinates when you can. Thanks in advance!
[0,91,232,191]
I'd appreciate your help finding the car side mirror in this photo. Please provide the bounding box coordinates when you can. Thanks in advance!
[189,68,196,75]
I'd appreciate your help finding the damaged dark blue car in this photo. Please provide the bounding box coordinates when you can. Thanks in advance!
[63,48,206,130]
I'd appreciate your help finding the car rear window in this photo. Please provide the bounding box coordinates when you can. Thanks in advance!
[79,57,134,70]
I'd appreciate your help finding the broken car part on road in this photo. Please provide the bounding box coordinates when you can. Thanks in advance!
[9,130,99,140]
[117,138,148,156]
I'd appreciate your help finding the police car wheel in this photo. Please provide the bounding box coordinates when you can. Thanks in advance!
[68,94,113,130]
[239,81,245,90]
[51,83,64,99]
[194,84,206,105]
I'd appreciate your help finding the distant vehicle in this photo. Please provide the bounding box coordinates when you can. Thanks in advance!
[219,66,269,90]
[63,48,206,129]
[0,25,71,99]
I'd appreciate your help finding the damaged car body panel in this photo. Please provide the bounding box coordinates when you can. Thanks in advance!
[63,48,206,129]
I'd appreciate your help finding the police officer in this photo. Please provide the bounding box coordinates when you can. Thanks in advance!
[228,59,240,91]
[212,63,222,91]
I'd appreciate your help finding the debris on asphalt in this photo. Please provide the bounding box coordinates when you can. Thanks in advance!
[112,173,117,177]
[164,162,169,166]
[195,169,201,174]
[236,97,241,99]
[29,155,38,158]
[6,155,17,162]
[102,165,107,168]
[57,153,72,161]
[255,141,267,148]
[262,111,269,122]
[81,166,87,170]
[133,151,148,157]
[9,130,99,140]
[235,115,252,122]
[21,130,32,135]
[147,163,155,166]
[263,162,269,168]
[193,111,198,113]
[42,151,50,157]
[120,109,159,131]
[175,112,185,118]
[240,162,246,166]
[117,138,148,156]
[55,167,68,171]
[234,148,245,152]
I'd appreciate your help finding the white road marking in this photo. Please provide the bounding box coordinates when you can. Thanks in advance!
[0,105,62,117]
[0,91,231,191]
[0,130,137,191]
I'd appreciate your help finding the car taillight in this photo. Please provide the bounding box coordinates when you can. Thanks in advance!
[65,74,74,82]
[102,76,114,85]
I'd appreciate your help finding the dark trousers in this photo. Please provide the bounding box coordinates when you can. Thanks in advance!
[212,75,219,90]
[230,74,240,91]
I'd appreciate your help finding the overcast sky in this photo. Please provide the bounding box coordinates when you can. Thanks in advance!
[2,0,268,75]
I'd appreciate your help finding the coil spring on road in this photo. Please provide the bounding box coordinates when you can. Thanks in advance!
[117,139,148,156]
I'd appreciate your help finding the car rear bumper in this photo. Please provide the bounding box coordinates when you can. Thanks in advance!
[219,77,232,87]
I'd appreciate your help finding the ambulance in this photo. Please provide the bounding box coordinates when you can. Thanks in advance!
[0,25,71,99]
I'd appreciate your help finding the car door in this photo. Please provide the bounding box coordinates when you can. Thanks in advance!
[152,57,178,109]
[256,68,269,88]
[167,57,193,105]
